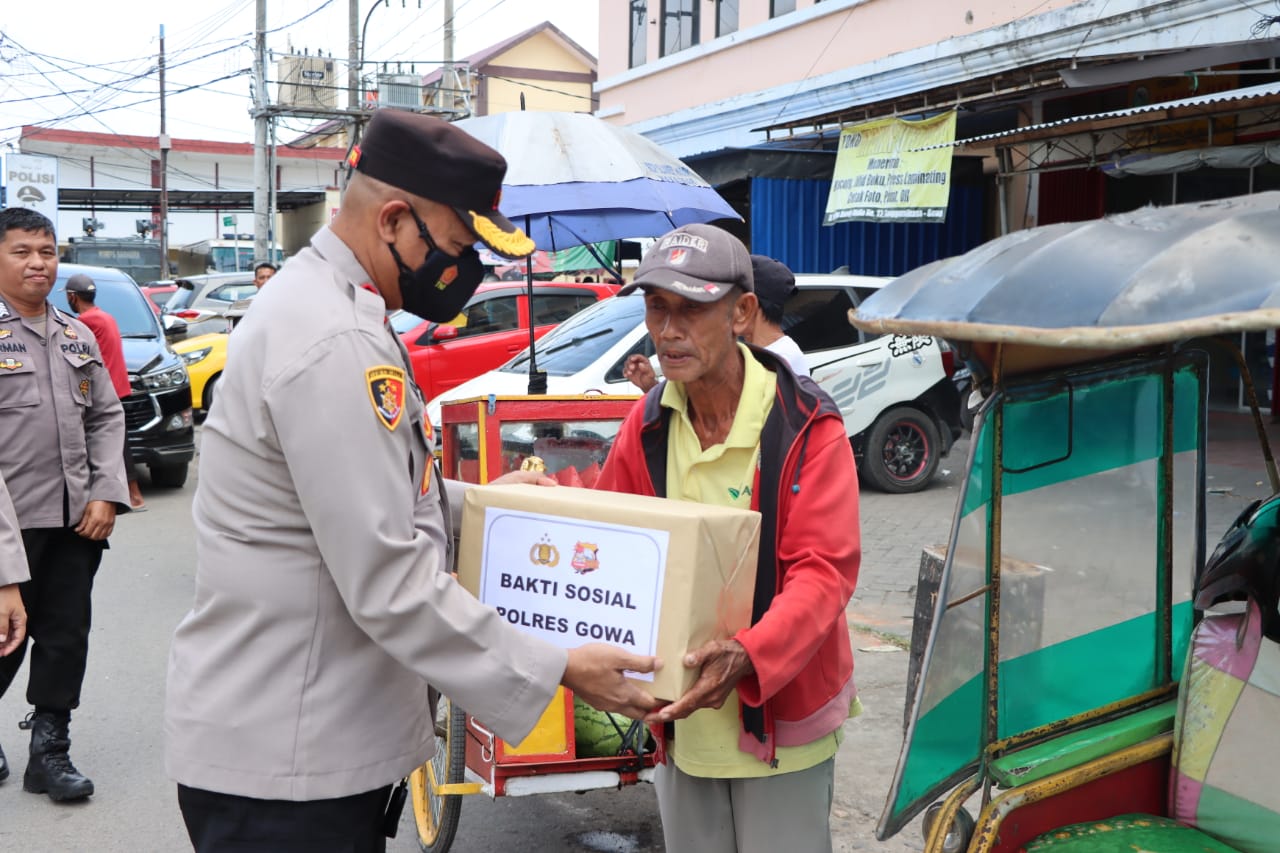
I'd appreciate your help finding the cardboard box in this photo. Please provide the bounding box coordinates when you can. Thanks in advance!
[458,483,761,701]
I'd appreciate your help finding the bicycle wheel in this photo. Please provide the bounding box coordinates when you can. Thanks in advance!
[410,698,466,853]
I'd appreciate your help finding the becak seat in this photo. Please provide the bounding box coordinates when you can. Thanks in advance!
[1024,496,1280,853]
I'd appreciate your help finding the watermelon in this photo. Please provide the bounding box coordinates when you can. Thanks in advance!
[573,696,636,758]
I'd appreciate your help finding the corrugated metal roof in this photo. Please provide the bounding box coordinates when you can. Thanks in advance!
[912,81,1280,151]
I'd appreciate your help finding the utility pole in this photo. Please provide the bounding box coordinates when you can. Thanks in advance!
[158,25,170,269]
[253,0,270,265]
[348,0,359,111]
[440,0,453,112]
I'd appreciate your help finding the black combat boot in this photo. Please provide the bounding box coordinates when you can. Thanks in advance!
[21,710,94,801]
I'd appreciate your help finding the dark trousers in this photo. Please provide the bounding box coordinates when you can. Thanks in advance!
[123,439,138,484]
[178,784,393,853]
[0,527,103,710]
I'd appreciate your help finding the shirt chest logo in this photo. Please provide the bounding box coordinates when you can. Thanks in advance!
[366,365,407,431]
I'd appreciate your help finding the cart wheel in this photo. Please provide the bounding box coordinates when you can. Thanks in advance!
[410,699,465,853]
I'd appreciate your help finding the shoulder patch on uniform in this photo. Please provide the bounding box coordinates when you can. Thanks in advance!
[366,365,407,431]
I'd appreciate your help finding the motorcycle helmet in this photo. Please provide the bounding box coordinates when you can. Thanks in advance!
[1197,493,1280,642]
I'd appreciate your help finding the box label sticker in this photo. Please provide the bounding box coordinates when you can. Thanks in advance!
[478,507,669,680]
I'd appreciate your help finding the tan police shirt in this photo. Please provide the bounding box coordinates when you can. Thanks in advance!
[0,299,129,529]
[165,226,568,801]
[0,468,28,586]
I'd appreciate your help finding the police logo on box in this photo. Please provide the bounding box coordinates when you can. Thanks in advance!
[529,534,559,568]
[571,542,600,575]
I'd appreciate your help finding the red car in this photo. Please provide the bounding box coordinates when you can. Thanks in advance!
[392,280,619,402]
[141,282,180,315]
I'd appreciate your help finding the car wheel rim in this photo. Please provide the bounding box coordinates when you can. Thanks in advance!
[881,421,930,481]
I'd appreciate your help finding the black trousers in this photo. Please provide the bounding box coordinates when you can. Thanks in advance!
[0,527,103,710]
[177,784,393,853]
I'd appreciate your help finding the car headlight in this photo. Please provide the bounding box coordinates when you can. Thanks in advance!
[180,347,213,365]
[139,365,189,390]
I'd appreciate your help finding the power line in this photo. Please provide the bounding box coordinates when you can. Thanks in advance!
[0,69,251,137]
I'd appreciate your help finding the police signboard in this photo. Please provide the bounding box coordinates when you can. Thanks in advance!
[3,153,59,224]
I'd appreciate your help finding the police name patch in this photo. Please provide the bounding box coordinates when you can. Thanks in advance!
[366,366,407,431]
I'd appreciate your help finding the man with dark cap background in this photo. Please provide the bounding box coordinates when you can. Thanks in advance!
[65,273,146,510]
[600,224,860,852]
[624,254,809,392]
[164,111,660,853]
[745,255,808,377]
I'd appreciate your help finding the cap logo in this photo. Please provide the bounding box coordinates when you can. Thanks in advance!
[346,145,362,169]
[668,248,690,266]
[664,279,717,297]
[657,232,709,252]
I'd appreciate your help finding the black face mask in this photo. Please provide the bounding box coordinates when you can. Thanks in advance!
[388,209,486,322]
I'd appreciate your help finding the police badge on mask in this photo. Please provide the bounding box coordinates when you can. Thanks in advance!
[345,111,534,320]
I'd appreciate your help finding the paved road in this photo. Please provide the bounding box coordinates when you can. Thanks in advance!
[0,410,1274,851]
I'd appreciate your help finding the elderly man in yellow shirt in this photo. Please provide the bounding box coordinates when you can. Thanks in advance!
[597,224,863,853]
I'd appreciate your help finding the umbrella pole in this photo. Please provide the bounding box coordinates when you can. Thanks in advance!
[556,221,625,284]
[525,215,547,395]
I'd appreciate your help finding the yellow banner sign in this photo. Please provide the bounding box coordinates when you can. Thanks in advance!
[824,112,957,225]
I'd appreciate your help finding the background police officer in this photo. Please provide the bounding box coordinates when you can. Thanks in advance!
[0,207,129,802]
[0,466,31,783]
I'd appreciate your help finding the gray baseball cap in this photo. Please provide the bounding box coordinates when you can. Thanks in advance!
[619,223,754,303]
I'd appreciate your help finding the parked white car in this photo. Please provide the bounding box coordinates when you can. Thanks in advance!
[429,275,964,493]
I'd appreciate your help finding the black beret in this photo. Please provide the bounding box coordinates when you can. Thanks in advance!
[347,110,534,258]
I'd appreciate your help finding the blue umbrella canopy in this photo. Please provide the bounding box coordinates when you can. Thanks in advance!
[852,191,1280,350]
[455,111,740,251]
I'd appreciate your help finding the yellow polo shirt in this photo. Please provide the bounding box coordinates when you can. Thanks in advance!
[663,344,841,778]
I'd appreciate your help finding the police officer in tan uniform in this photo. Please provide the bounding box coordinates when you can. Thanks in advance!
[0,470,31,766]
[165,111,660,852]
[0,207,130,802]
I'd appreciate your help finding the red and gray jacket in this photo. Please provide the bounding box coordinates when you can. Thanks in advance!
[595,346,861,766]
